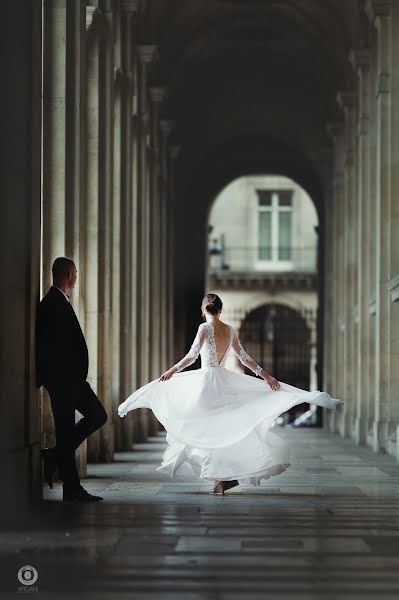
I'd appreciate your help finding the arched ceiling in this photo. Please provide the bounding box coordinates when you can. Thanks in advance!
[136,0,370,359]
[141,0,369,213]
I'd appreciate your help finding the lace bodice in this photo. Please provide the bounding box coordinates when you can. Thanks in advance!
[173,322,263,377]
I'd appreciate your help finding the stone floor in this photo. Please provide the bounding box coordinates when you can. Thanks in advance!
[2,427,399,599]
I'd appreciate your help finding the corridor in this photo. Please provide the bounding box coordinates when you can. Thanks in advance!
[2,428,399,598]
[2,1,399,596]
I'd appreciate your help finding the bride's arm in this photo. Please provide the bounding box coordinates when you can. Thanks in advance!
[159,324,206,381]
[231,328,280,390]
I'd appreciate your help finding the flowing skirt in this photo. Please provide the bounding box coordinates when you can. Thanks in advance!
[118,366,344,486]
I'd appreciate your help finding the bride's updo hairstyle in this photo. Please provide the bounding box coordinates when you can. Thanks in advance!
[202,293,223,316]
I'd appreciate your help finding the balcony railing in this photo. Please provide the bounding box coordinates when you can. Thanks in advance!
[208,245,317,273]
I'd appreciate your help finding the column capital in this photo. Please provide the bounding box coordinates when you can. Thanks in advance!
[336,91,357,110]
[160,119,175,138]
[121,0,140,11]
[86,6,101,31]
[365,0,392,22]
[121,0,147,24]
[149,86,167,106]
[325,121,344,142]
[138,45,159,65]
[348,48,371,71]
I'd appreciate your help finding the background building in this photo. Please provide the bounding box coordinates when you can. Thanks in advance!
[207,175,319,423]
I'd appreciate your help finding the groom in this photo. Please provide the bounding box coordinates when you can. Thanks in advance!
[37,257,108,502]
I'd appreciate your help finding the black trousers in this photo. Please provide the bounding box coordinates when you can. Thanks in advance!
[44,380,108,490]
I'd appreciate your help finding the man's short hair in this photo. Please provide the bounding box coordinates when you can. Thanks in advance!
[52,257,75,283]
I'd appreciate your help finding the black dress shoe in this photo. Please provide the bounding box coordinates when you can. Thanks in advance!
[62,487,104,502]
[41,447,58,489]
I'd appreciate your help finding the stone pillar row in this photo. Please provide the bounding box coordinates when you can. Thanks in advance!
[325,0,399,461]
[40,0,176,481]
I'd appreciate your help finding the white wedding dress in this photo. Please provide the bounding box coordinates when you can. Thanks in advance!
[118,321,344,486]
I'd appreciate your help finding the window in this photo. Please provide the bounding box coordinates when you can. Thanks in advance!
[257,190,293,261]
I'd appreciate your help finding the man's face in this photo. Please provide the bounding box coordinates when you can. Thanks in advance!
[67,265,78,291]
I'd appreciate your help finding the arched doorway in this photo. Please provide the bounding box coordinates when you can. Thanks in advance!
[239,303,314,424]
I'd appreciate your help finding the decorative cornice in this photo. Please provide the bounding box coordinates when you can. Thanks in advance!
[208,271,317,292]
[387,274,399,302]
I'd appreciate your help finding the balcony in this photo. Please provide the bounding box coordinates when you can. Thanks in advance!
[208,245,317,291]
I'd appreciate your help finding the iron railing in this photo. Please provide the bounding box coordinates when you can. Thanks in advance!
[208,245,317,273]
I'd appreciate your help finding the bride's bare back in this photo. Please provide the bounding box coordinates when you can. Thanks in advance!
[209,321,231,364]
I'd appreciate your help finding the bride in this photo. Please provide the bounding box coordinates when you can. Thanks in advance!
[118,293,344,495]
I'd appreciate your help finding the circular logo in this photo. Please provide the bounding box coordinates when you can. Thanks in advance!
[17,565,38,586]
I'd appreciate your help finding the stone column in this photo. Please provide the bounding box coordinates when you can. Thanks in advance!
[149,88,166,380]
[147,87,166,436]
[113,66,123,450]
[0,0,42,521]
[326,118,348,436]
[168,146,180,365]
[337,91,357,438]
[118,7,136,448]
[350,49,372,446]
[136,45,158,439]
[65,0,87,473]
[100,4,115,462]
[42,0,89,474]
[366,0,392,453]
[42,0,67,462]
[160,120,174,373]
[85,8,113,462]
[386,3,399,458]
[309,324,317,392]
[121,0,147,446]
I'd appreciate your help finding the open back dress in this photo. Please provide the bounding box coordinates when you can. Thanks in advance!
[118,321,344,485]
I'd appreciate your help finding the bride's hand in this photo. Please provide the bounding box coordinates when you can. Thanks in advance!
[262,371,280,390]
[159,367,177,381]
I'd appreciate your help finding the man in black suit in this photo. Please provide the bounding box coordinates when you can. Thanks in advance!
[37,257,108,502]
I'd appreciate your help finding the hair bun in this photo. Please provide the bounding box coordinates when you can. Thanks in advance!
[202,293,222,316]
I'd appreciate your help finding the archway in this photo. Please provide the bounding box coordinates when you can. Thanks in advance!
[239,303,314,424]
[202,173,321,424]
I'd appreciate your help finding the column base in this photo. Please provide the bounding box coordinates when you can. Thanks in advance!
[373,419,388,454]
[75,439,87,478]
[354,416,367,445]
[100,421,115,462]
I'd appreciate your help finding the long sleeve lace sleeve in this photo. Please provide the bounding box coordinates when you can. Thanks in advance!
[172,324,206,373]
[231,328,263,377]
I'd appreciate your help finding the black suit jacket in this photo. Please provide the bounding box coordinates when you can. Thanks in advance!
[36,286,89,388]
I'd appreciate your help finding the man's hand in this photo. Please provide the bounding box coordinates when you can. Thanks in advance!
[261,370,281,391]
[159,367,177,381]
